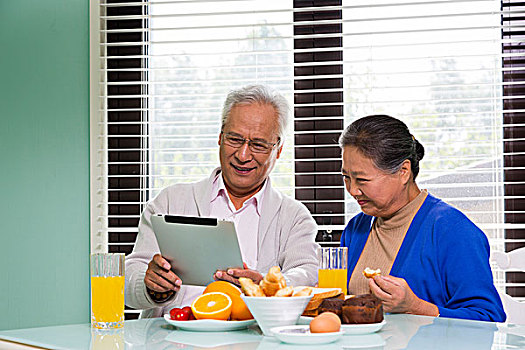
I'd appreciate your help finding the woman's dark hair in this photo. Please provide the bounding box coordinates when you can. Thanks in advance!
[338,115,425,180]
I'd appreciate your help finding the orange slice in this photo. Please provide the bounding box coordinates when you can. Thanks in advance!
[203,281,253,320]
[191,292,232,320]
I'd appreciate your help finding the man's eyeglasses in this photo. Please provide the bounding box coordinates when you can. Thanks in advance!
[222,132,280,154]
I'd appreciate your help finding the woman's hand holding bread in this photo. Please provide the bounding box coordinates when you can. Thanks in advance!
[368,274,439,316]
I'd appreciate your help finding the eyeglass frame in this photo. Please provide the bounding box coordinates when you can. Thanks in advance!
[220,131,281,154]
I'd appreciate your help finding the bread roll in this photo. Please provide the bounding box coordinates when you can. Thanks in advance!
[239,277,265,297]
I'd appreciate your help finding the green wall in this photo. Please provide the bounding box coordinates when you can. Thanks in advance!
[0,0,90,330]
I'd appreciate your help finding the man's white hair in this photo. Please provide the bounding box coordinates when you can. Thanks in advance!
[221,85,289,141]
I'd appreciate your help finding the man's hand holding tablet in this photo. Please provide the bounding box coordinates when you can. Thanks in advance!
[213,262,263,287]
[145,254,182,302]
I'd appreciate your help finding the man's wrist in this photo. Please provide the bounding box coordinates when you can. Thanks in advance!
[147,287,175,303]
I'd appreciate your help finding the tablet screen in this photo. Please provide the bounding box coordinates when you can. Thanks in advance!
[151,214,244,286]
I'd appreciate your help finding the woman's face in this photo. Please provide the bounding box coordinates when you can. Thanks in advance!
[341,146,412,218]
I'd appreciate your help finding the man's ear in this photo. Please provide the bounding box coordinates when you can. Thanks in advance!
[218,132,223,146]
[276,144,283,159]
[399,159,412,183]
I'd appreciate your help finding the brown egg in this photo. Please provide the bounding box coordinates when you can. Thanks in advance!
[309,312,341,333]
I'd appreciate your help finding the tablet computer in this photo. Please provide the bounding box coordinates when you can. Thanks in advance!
[151,214,244,286]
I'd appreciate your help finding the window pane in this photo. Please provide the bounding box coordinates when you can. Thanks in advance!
[342,0,504,259]
[148,0,295,197]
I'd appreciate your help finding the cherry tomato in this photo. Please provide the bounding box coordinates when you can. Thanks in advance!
[169,306,195,321]
[182,306,195,320]
[169,307,181,320]
[175,309,190,321]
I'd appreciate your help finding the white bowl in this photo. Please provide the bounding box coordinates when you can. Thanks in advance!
[240,294,313,336]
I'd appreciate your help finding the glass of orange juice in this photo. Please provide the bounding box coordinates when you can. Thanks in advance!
[317,247,348,295]
[90,253,125,329]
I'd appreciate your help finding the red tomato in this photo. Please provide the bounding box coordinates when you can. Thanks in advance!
[169,307,181,320]
[182,306,195,320]
[175,309,190,321]
[170,306,195,321]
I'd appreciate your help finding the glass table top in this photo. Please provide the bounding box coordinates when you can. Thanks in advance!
[1,313,525,349]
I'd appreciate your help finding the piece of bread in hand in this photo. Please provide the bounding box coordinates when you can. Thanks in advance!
[363,267,381,278]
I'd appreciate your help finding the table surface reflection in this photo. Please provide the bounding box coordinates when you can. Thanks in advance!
[1,314,525,350]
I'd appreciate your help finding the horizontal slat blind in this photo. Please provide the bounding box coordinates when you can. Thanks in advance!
[99,0,297,231]
[294,0,345,245]
[104,0,149,319]
[503,0,525,300]
[103,0,148,258]
[144,0,295,200]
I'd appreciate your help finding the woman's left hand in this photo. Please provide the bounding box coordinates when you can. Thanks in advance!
[368,275,439,316]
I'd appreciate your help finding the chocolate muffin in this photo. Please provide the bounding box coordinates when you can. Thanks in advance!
[341,294,383,324]
[318,297,344,317]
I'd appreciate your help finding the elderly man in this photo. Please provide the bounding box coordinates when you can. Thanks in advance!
[125,85,319,318]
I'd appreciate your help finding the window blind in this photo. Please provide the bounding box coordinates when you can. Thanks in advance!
[92,0,525,315]
[144,0,295,202]
[341,0,505,234]
[98,0,149,258]
[293,1,345,245]
[503,0,525,300]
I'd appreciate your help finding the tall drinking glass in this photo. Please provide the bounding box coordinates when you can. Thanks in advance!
[90,253,125,329]
[317,247,348,295]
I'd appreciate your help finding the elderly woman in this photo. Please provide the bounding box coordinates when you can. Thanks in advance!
[339,115,505,322]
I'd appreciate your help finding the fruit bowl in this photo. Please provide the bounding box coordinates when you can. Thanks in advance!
[240,294,312,336]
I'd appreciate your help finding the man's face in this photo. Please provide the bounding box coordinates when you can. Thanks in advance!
[218,102,283,199]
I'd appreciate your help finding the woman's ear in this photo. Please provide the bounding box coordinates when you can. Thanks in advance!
[399,159,412,184]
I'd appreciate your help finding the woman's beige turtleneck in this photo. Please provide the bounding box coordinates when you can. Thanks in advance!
[348,189,428,295]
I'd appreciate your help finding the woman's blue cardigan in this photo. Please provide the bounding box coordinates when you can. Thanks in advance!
[340,193,506,322]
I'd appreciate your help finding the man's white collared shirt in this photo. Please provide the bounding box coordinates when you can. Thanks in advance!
[209,174,266,270]
[178,174,266,307]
